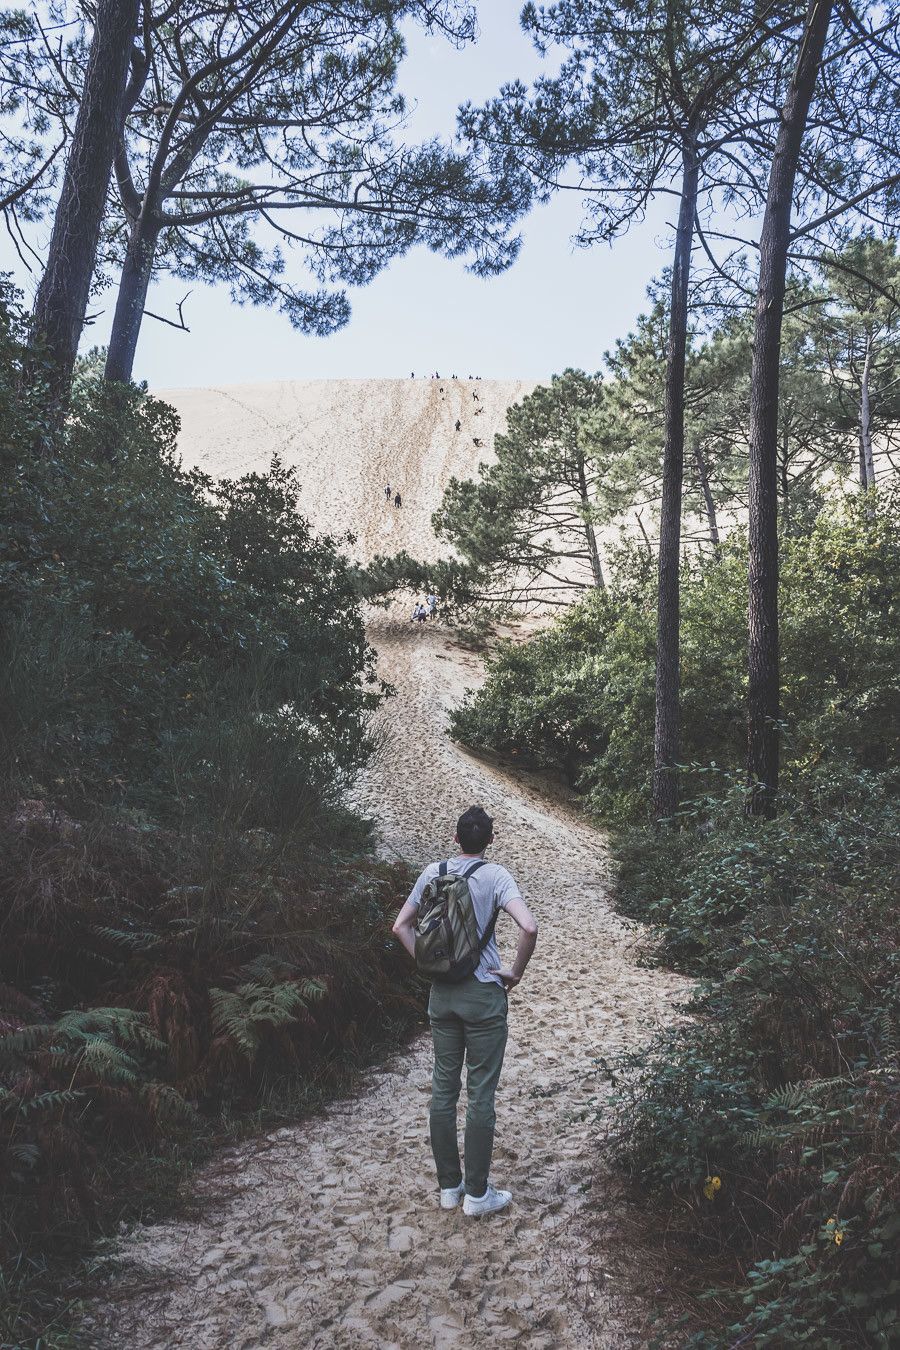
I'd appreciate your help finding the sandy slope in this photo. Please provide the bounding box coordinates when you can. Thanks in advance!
[162,377,536,566]
[85,380,687,1347]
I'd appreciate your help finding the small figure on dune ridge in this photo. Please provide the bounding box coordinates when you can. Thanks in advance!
[394,490,402,509]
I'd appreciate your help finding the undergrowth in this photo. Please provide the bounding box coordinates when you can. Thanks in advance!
[611,770,899,1347]
[452,499,900,1345]
[0,288,421,1346]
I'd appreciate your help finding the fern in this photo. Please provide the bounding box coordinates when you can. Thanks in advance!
[92,925,165,952]
[76,1037,141,1085]
[876,1008,898,1063]
[17,1088,84,1116]
[0,1024,49,1056]
[210,977,325,1067]
[137,1082,198,1125]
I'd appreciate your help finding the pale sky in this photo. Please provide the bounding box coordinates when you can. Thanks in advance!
[2,5,676,389]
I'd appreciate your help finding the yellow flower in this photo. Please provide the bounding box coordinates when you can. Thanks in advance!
[834,1231,844,1246]
[703,1175,722,1200]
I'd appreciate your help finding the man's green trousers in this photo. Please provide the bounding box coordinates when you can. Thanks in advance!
[427,975,508,1198]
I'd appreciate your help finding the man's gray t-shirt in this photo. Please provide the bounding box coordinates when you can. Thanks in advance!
[407,856,522,987]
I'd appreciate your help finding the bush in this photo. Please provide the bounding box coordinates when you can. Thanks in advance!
[0,808,418,1249]
[2,361,379,826]
[451,496,900,823]
[0,285,419,1344]
[611,767,900,1346]
[450,477,900,1343]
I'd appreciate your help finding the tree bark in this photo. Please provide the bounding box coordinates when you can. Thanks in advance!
[746,0,833,817]
[779,430,791,527]
[653,138,699,823]
[105,215,162,384]
[576,454,606,589]
[692,440,720,552]
[27,0,139,411]
[859,334,875,490]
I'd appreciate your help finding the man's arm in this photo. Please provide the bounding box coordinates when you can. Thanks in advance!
[391,899,418,960]
[489,896,538,991]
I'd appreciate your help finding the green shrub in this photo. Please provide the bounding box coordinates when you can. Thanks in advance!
[450,469,900,1344]
[611,767,900,1345]
[451,496,900,823]
[0,284,418,1345]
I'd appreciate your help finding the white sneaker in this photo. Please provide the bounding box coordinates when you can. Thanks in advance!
[462,1184,512,1217]
[440,1181,465,1210]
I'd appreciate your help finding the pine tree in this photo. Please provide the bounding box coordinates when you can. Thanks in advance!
[812,237,900,492]
[89,0,527,384]
[461,0,801,821]
[24,0,139,411]
[744,1,900,815]
[435,370,610,608]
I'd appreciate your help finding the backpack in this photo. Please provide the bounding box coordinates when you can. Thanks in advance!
[414,859,498,983]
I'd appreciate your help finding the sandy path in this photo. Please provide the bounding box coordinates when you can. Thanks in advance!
[85,616,684,1348]
[84,379,686,1346]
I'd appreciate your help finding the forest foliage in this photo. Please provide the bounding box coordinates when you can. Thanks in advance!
[0,286,419,1346]
[450,481,900,1343]
[2,0,900,1345]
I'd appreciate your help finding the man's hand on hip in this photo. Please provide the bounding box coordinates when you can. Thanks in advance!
[489,966,521,991]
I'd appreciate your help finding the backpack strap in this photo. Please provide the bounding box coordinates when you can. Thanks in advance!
[477,906,500,953]
[438,861,448,877]
[461,859,498,952]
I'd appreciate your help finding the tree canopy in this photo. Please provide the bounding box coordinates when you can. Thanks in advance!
[435,369,610,608]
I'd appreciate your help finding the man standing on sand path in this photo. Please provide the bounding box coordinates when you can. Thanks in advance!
[392,806,538,1216]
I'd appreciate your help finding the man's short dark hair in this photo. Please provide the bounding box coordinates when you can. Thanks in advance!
[457,805,493,853]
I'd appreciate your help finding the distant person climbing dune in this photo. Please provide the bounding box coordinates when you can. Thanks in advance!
[385,482,391,501]
[394,491,402,509]
[455,419,461,432]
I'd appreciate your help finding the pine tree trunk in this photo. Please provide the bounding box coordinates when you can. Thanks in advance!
[859,335,875,490]
[27,0,139,411]
[779,432,791,528]
[746,0,833,818]
[693,441,720,551]
[105,216,161,385]
[576,455,606,589]
[653,139,699,823]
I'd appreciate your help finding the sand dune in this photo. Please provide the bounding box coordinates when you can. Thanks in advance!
[162,377,536,566]
[84,378,685,1347]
